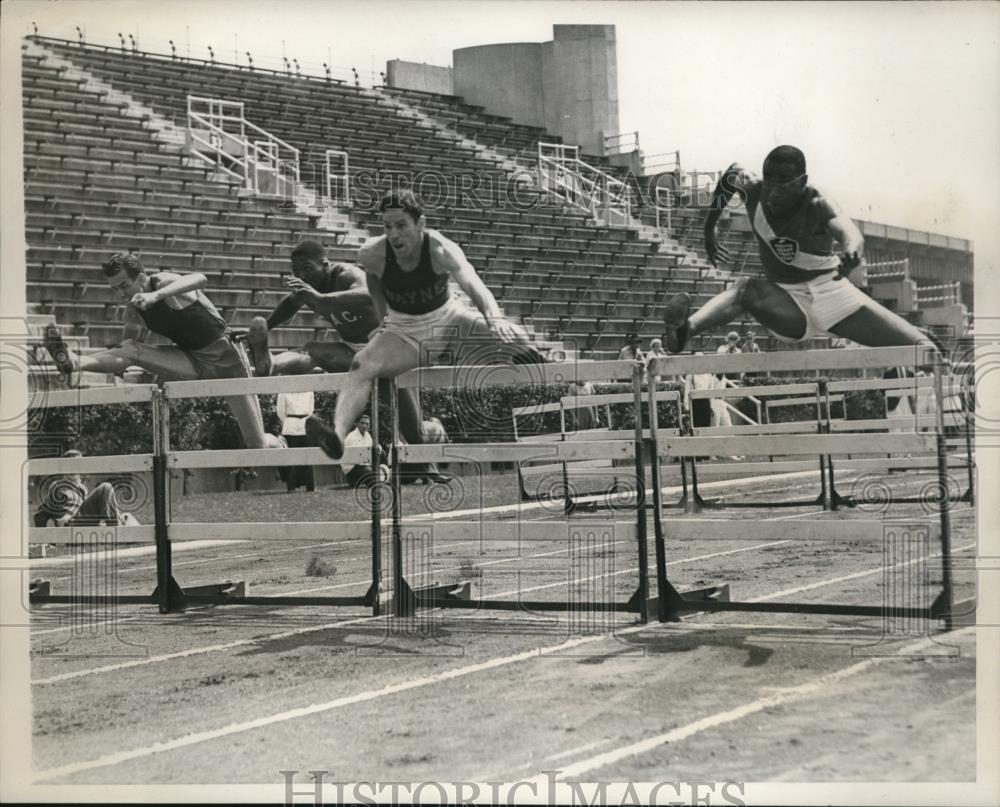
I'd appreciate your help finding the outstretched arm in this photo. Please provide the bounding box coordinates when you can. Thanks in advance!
[266,294,306,330]
[820,198,865,275]
[131,271,207,311]
[704,163,753,267]
[283,264,372,317]
[433,235,518,342]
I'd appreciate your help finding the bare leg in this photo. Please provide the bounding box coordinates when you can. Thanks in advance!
[266,341,357,375]
[442,308,543,365]
[663,278,807,352]
[307,331,421,458]
[74,482,121,524]
[224,393,282,449]
[828,302,936,349]
[45,327,199,380]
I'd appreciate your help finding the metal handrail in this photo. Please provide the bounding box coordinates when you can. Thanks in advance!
[537,142,632,227]
[187,95,300,198]
[324,149,350,205]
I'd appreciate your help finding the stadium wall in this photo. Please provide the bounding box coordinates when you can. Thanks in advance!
[385,59,454,94]
[453,24,619,154]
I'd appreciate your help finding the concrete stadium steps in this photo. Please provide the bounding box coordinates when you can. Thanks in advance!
[21,39,719,353]
[24,194,315,232]
[380,86,551,156]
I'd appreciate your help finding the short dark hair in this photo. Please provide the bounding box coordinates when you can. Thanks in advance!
[763,145,806,176]
[290,240,326,263]
[102,252,143,279]
[378,189,423,222]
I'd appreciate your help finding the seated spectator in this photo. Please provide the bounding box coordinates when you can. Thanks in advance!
[33,450,139,527]
[618,334,644,362]
[716,330,743,383]
[741,328,762,354]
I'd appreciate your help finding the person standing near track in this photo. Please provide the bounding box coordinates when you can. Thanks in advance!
[245,239,451,484]
[43,252,282,450]
[305,190,543,460]
[277,390,316,492]
[660,146,939,355]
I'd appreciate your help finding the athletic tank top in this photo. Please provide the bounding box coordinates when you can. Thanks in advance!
[316,263,378,343]
[137,290,228,351]
[381,235,451,315]
[745,183,840,284]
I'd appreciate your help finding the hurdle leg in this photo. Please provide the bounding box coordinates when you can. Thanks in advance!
[631,364,651,623]
[930,357,958,630]
[150,389,183,612]
[388,380,414,617]
[363,380,382,616]
[961,419,975,504]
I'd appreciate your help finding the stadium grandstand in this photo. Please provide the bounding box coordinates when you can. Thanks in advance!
[22,24,973,390]
[10,9,986,793]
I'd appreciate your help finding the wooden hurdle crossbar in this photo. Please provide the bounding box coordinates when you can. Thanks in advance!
[645,346,974,629]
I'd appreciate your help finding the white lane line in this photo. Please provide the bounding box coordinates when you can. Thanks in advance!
[30,537,797,683]
[545,738,617,762]
[43,538,368,580]
[27,468,823,634]
[31,614,376,685]
[749,541,976,602]
[32,536,970,776]
[28,539,247,569]
[32,627,648,783]
[530,626,976,782]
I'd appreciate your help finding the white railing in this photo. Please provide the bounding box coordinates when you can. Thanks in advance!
[604,131,639,156]
[324,149,350,206]
[916,281,962,306]
[537,143,632,227]
[643,150,681,176]
[186,95,300,199]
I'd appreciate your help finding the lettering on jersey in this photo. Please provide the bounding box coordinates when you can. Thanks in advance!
[770,236,799,263]
[384,285,447,307]
[324,309,360,327]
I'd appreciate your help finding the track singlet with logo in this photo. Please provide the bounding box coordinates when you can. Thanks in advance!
[314,263,378,343]
[382,235,451,315]
[745,182,840,284]
[136,288,228,351]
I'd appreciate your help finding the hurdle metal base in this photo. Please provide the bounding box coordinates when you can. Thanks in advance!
[29,578,156,607]
[394,578,473,617]
[659,581,732,622]
[692,493,826,510]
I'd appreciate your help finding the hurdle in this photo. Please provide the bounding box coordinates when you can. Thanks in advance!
[513,388,683,513]
[645,346,975,630]
[822,374,974,507]
[681,380,831,510]
[385,360,688,622]
[27,384,161,607]
[28,372,390,614]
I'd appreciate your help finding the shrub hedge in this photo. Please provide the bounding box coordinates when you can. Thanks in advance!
[28,378,888,457]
